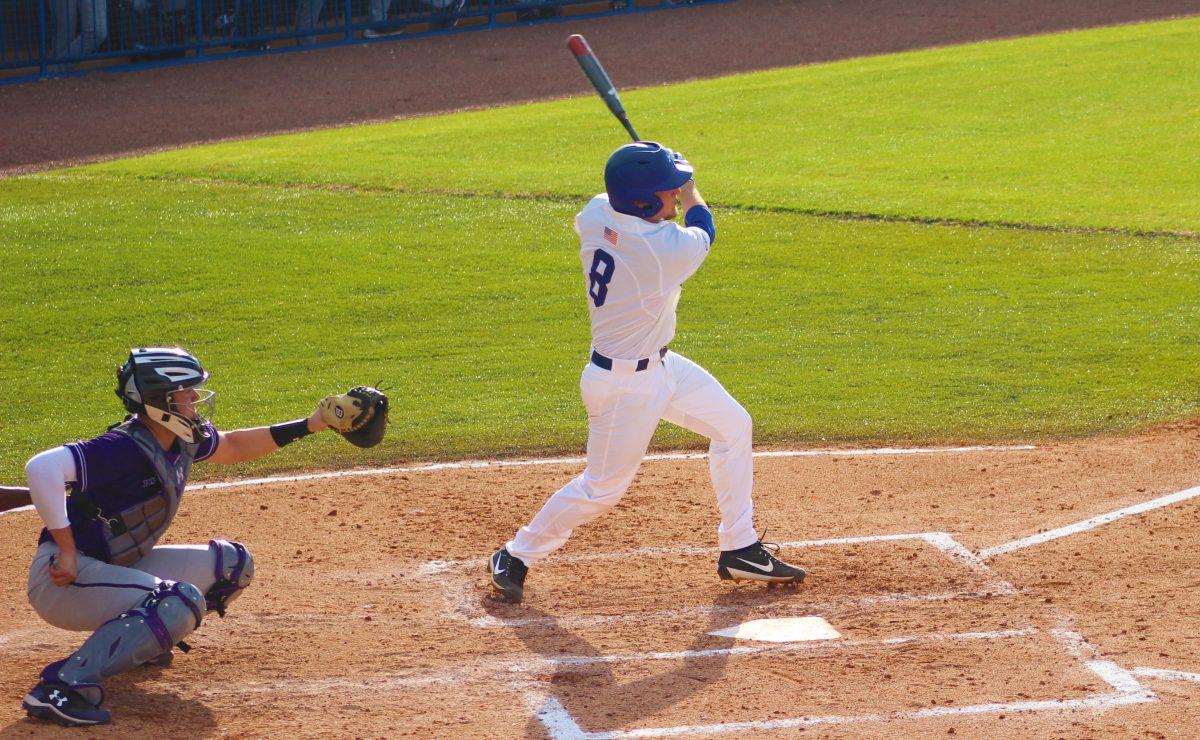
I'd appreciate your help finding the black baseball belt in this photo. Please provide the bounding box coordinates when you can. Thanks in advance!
[590,346,668,372]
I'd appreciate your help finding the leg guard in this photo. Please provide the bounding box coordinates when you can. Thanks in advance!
[52,580,204,706]
[205,539,254,617]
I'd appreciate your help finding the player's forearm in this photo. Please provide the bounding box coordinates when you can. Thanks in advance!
[220,427,284,462]
[218,424,308,463]
[213,413,329,464]
[47,526,77,557]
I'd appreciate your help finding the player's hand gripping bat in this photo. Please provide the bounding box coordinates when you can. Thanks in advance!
[567,34,640,141]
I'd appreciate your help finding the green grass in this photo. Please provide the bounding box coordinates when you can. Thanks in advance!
[85,17,1200,234]
[3,17,1200,482]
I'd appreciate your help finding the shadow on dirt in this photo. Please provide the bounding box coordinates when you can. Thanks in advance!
[482,584,804,737]
[3,662,218,737]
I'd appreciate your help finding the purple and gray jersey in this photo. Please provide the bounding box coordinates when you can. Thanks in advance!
[37,420,219,561]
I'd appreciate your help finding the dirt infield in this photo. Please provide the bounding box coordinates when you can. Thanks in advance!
[2,425,1199,736]
[3,0,1200,736]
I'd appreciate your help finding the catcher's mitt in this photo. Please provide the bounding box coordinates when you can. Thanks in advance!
[319,386,388,448]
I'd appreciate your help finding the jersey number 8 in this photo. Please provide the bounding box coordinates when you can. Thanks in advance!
[588,250,616,308]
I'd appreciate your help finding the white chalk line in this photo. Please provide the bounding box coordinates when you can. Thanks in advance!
[979,482,1200,559]
[0,444,1037,519]
[922,531,1017,595]
[1048,626,1151,698]
[525,687,589,739]
[188,445,1034,490]
[531,624,1154,738]
[1131,667,1200,685]
[569,692,1153,740]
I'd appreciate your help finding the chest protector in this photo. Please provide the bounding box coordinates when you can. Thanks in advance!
[97,421,198,567]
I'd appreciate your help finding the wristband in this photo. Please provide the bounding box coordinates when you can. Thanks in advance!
[684,205,715,245]
[269,419,313,448]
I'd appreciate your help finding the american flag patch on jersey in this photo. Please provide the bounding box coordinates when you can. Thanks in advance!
[603,227,619,246]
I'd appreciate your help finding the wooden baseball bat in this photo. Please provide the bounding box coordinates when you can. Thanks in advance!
[567,34,641,141]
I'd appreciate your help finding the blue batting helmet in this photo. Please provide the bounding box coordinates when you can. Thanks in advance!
[604,141,694,218]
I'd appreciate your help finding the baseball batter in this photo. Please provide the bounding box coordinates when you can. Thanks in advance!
[18,346,385,726]
[490,142,806,603]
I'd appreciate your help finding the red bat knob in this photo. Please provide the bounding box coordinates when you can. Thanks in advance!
[567,34,591,58]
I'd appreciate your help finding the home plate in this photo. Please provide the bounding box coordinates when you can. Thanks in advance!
[708,617,841,643]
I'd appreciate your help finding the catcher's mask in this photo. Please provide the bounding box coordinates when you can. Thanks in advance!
[116,347,215,444]
[604,141,694,219]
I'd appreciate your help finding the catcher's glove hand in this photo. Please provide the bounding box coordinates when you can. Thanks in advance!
[319,386,388,448]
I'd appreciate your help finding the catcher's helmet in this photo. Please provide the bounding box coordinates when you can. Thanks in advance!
[116,347,214,443]
[604,141,694,219]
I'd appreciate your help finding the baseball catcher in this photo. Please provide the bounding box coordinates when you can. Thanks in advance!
[18,347,386,726]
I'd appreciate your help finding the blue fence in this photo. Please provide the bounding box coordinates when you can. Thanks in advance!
[0,0,723,83]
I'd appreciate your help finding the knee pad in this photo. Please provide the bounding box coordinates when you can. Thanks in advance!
[141,580,205,652]
[55,580,204,704]
[206,539,254,617]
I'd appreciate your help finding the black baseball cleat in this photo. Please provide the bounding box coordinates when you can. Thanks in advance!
[489,548,528,603]
[717,540,807,583]
[22,681,111,726]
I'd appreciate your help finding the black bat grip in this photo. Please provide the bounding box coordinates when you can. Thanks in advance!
[619,116,640,142]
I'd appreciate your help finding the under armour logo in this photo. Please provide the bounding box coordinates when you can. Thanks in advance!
[49,689,67,707]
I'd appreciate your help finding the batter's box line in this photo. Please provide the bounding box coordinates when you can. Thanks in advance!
[423,532,1017,629]
[520,626,1155,739]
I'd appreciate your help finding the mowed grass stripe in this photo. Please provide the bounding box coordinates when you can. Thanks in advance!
[80,17,1200,234]
[2,175,1198,482]
[37,171,1200,242]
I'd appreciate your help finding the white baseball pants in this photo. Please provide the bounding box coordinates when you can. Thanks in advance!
[507,351,759,565]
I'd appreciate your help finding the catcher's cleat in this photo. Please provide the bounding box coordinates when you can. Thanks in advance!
[489,548,528,603]
[22,682,111,727]
[717,540,807,584]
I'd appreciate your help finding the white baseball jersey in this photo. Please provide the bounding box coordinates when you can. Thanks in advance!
[575,194,712,360]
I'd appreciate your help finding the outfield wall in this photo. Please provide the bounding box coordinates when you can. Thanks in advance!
[0,0,724,84]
